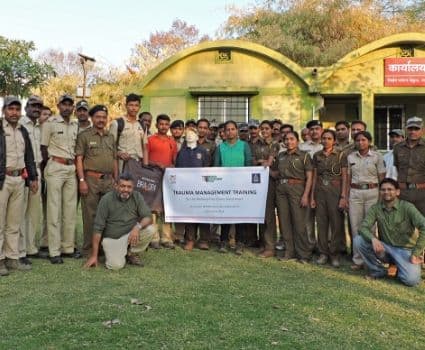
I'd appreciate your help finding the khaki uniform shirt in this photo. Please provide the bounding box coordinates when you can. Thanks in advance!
[275,149,313,180]
[313,149,348,181]
[335,140,350,152]
[19,115,42,165]
[299,140,323,158]
[252,139,280,165]
[109,117,147,160]
[4,121,25,170]
[393,139,425,184]
[347,150,386,184]
[77,123,92,134]
[197,138,216,166]
[40,115,78,159]
[75,128,116,174]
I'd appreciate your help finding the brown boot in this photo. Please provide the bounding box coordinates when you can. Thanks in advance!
[0,260,9,276]
[197,241,209,250]
[258,249,274,258]
[126,254,144,267]
[184,240,194,251]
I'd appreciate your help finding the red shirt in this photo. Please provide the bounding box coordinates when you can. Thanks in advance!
[148,134,177,167]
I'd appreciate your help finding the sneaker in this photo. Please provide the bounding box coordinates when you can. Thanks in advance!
[184,240,194,251]
[62,249,82,259]
[316,254,328,265]
[197,241,210,250]
[218,242,227,254]
[19,257,32,265]
[162,242,175,249]
[330,256,340,268]
[0,260,9,276]
[126,254,144,267]
[6,258,32,271]
[235,243,244,256]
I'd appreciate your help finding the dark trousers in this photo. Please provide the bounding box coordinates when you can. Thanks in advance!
[221,224,244,244]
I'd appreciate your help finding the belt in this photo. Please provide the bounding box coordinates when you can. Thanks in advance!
[279,178,305,185]
[399,182,425,190]
[51,156,74,165]
[85,170,113,179]
[320,178,341,187]
[350,183,378,190]
[5,169,23,177]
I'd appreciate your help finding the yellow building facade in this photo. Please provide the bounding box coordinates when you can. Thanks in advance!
[136,33,425,150]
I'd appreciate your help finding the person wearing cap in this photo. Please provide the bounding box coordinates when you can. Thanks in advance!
[299,120,324,249]
[76,105,118,256]
[170,120,185,152]
[75,100,91,134]
[383,129,404,180]
[109,93,148,172]
[207,120,219,144]
[41,94,80,264]
[238,122,250,142]
[18,95,47,261]
[0,96,38,276]
[248,121,260,144]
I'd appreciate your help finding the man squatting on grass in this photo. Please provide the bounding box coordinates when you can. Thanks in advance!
[84,173,155,270]
[354,178,425,286]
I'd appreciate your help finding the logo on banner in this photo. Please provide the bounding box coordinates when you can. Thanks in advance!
[201,175,222,183]
[168,175,176,184]
[252,173,261,183]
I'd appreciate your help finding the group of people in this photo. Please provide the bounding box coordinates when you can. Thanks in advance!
[0,92,424,287]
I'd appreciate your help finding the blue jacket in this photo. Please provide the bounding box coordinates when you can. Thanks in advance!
[175,143,209,168]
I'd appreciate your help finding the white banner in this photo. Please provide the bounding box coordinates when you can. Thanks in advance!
[163,167,269,224]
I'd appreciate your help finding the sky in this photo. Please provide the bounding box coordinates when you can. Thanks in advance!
[0,0,255,68]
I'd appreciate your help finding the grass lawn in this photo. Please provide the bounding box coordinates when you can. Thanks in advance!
[1,243,424,349]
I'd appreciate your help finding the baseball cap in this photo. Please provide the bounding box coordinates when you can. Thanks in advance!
[406,116,423,129]
[3,96,21,107]
[58,94,74,104]
[76,100,89,111]
[27,95,44,106]
[238,122,249,131]
[388,129,404,137]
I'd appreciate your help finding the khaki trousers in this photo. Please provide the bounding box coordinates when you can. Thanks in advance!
[44,160,77,257]
[0,176,25,260]
[348,188,379,265]
[81,176,114,253]
[19,168,42,256]
[259,178,277,250]
[102,225,155,270]
[40,178,48,247]
[151,213,173,244]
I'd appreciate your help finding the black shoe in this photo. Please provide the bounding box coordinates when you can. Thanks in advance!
[62,249,82,259]
[19,257,32,265]
[28,250,49,259]
[50,256,64,264]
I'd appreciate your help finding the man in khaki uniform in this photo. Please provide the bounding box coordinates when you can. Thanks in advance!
[19,95,46,260]
[76,105,118,255]
[0,96,38,275]
[41,94,79,264]
[109,93,148,172]
[75,100,91,134]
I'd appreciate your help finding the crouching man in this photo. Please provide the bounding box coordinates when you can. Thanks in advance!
[354,178,425,286]
[84,173,155,270]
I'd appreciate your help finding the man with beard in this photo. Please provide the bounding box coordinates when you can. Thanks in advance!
[75,100,91,134]
[84,173,154,270]
[19,96,45,262]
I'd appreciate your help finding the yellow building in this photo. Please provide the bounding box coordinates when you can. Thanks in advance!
[135,32,425,150]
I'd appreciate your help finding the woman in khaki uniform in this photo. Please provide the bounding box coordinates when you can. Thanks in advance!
[347,131,386,270]
[311,129,348,268]
[272,131,313,263]
[252,120,280,258]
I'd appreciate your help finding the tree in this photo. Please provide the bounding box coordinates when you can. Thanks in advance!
[0,36,53,97]
[220,0,425,66]
[129,19,210,75]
